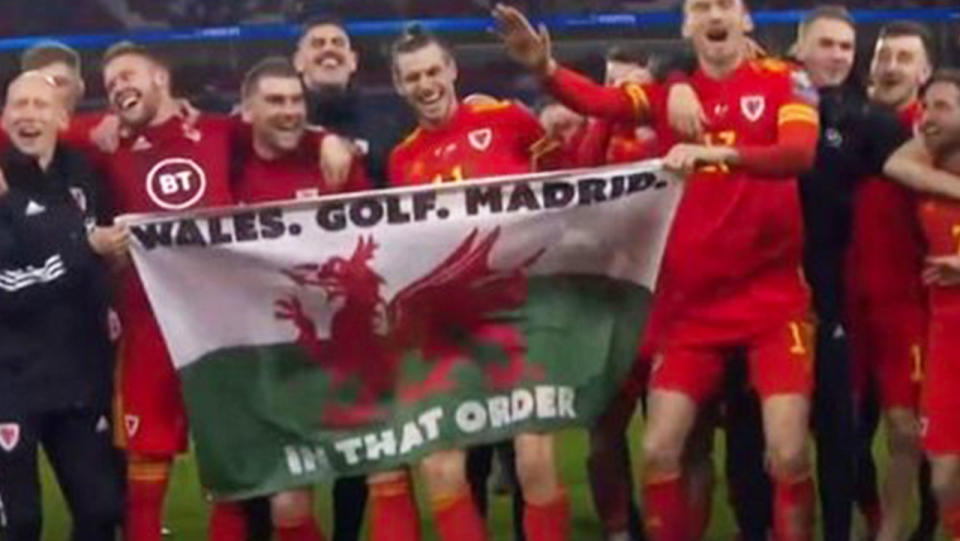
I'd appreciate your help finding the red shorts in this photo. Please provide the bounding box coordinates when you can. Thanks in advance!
[921,315,960,454]
[114,314,189,456]
[848,300,926,410]
[649,317,815,404]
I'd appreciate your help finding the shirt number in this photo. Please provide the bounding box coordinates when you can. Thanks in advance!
[700,131,737,174]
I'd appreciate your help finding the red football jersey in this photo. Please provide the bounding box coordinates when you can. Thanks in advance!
[235,128,370,203]
[577,118,661,167]
[388,100,557,186]
[847,101,925,305]
[103,114,237,356]
[548,59,820,343]
[919,194,960,313]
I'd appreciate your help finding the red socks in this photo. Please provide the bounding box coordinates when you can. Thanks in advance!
[369,475,421,541]
[275,519,327,541]
[209,501,248,541]
[125,458,172,541]
[431,489,488,541]
[524,490,571,541]
[772,474,815,541]
[642,474,688,541]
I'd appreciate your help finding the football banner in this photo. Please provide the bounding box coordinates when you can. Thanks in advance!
[123,161,682,499]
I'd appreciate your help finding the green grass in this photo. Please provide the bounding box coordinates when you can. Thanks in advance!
[35,416,932,540]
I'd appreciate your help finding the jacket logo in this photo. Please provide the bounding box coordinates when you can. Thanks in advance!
[0,423,20,452]
[468,129,493,151]
[24,200,46,216]
[741,95,766,122]
[70,187,87,212]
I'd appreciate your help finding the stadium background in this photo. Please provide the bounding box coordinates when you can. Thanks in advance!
[8,0,958,538]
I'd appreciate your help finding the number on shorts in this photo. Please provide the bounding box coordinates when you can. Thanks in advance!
[910,344,924,382]
[788,321,808,355]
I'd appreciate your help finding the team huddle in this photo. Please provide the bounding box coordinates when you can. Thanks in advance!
[2,0,960,540]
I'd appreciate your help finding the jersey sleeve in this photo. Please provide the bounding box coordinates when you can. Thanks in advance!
[576,119,613,167]
[735,69,820,177]
[502,103,564,172]
[545,65,659,123]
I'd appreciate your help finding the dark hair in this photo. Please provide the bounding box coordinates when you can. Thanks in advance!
[300,14,347,38]
[242,56,301,98]
[921,69,960,103]
[102,41,168,70]
[605,45,649,67]
[878,21,935,66]
[390,24,453,72]
[799,5,854,35]
[21,41,80,72]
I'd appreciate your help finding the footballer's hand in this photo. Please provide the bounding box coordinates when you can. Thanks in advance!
[663,143,736,174]
[492,4,554,76]
[320,135,356,190]
[90,114,122,153]
[88,225,131,261]
[667,83,707,141]
[923,255,960,286]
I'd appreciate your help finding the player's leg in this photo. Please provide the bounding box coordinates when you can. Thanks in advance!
[419,448,487,540]
[877,407,922,541]
[642,345,724,541]
[0,414,42,541]
[684,404,716,541]
[125,452,173,541]
[909,459,939,541]
[929,455,960,538]
[855,383,883,537]
[465,444,495,517]
[367,470,421,541]
[270,489,326,541]
[750,318,816,541]
[42,407,123,541]
[332,476,367,541]
[514,432,568,541]
[209,500,250,541]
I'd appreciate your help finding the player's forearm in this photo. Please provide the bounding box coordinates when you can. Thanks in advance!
[545,66,647,122]
[884,143,960,200]
[732,123,818,177]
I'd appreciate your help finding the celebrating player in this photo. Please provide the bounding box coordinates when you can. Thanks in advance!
[365,26,565,541]
[494,1,820,539]
[97,41,244,541]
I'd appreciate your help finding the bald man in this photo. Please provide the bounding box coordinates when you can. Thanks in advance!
[0,72,126,541]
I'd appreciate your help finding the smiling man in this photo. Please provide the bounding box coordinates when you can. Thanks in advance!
[293,16,411,187]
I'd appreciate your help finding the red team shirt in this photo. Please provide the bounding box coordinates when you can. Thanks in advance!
[234,128,369,203]
[917,155,960,452]
[576,118,661,167]
[546,59,820,402]
[104,114,237,454]
[846,101,927,409]
[388,100,557,185]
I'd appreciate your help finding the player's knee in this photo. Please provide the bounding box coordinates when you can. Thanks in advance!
[420,450,467,496]
[641,429,685,476]
[766,437,810,478]
[886,414,921,456]
[514,434,558,495]
[270,490,313,527]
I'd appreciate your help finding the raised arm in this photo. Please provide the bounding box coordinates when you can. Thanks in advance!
[883,138,960,200]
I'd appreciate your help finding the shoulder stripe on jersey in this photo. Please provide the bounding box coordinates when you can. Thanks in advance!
[396,128,423,149]
[621,83,649,118]
[0,255,66,292]
[530,137,562,170]
[468,100,512,113]
[778,103,819,126]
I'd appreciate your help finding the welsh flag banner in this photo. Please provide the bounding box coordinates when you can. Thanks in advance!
[123,161,681,500]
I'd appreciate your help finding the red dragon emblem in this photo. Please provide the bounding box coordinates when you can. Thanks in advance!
[274,227,545,425]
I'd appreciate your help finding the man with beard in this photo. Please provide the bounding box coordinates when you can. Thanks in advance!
[888,68,960,541]
[368,27,564,541]
[293,16,411,187]
[846,21,937,541]
[494,0,821,539]
[0,71,125,541]
[96,41,246,541]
